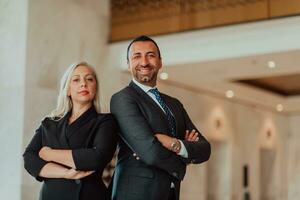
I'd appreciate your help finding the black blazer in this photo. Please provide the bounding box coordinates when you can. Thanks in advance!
[110,82,210,200]
[23,106,118,200]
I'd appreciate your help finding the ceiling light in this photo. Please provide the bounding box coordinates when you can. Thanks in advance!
[226,90,234,98]
[159,72,168,80]
[268,61,276,68]
[276,104,283,112]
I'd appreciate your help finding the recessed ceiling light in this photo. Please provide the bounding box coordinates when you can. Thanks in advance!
[226,90,234,98]
[276,104,283,112]
[268,61,276,68]
[159,72,168,80]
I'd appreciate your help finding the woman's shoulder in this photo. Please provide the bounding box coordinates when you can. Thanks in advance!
[40,116,63,127]
[94,113,119,132]
[95,113,116,122]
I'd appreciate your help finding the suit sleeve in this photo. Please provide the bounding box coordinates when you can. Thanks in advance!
[110,93,186,180]
[179,102,211,164]
[23,125,48,182]
[72,116,118,171]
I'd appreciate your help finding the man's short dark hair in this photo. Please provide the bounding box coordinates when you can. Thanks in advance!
[126,35,161,61]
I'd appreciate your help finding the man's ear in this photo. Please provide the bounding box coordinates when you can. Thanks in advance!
[127,62,131,71]
[159,58,162,69]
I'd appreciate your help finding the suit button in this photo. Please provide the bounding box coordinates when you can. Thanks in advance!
[75,179,81,184]
[136,156,140,160]
[133,153,137,157]
[172,172,178,178]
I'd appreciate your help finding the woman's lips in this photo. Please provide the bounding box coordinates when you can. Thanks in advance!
[78,91,89,96]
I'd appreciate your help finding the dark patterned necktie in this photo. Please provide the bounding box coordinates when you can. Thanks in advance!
[149,88,176,136]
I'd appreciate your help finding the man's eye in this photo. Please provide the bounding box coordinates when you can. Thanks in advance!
[133,55,140,59]
[73,79,79,82]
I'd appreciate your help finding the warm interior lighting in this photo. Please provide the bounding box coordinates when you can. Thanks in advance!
[226,90,234,98]
[268,61,276,68]
[160,72,169,80]
[276,104,283,112]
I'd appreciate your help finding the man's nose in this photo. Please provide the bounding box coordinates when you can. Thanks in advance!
[140,56,149,67]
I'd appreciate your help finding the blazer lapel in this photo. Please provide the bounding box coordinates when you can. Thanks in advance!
[56,114,71,148]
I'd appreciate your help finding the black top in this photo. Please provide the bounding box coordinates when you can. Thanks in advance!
[23,106,118,200]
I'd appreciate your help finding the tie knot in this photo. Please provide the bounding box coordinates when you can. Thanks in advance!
[149,88,160,96]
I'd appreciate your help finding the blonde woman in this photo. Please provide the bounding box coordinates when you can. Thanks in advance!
[23,62,118,200]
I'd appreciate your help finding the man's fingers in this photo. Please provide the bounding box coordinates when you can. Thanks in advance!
[191,132,199,140]
[188,130,196,140]
[185,130,189,137]
[185,130,200,141]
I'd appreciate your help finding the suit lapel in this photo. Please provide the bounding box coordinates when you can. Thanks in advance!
[129,81,179,137]
[164,96,180,137]
[129,81,168,119]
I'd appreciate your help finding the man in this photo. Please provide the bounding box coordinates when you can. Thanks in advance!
[110,35,210,200]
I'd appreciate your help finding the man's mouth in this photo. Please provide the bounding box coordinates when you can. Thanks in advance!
[138,68,152,75]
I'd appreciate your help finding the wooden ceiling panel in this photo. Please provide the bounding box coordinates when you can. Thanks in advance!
[235,74,300,96]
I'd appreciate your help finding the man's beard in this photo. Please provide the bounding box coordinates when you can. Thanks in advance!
[134,64,158,85]
[141,76,150,82]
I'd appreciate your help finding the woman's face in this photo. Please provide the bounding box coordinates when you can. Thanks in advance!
[68,65,97,106]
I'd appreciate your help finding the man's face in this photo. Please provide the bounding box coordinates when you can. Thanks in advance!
[128,41,162,87]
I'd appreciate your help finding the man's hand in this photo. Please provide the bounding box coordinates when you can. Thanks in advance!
[154,133,174,151]
[185,130,199,141]
[64,168,94,180]
[39,146,52,161]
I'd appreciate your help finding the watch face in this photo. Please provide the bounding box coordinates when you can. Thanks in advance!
[171,140,180,152]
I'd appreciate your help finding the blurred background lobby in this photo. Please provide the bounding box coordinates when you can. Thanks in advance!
[1,0,300,199]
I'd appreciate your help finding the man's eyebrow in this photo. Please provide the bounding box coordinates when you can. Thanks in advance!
[146,51,156,54]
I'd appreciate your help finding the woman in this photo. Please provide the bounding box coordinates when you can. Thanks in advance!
[23,62,118,200]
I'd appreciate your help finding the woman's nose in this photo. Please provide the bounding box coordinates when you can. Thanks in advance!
[80,79,87,87]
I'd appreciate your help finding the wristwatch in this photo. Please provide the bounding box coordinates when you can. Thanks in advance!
[170,139,181,153]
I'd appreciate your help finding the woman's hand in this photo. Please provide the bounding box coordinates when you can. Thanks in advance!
[64,168,94,180]
[39,146,52,161]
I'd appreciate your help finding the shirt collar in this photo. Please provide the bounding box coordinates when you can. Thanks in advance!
[132,78,156,93]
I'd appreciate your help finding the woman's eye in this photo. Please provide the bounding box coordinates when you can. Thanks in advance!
[87,78,94,82]
[73,79,79,82]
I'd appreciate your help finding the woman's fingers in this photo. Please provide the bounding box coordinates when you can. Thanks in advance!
[65,169,94,179]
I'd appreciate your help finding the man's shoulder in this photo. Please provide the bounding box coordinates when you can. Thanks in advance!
[161,92,181,103]
[112,86,133,98]
[112,84,140,99]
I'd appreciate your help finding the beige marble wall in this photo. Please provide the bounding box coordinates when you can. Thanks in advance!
[0,0,27,199]
[287,115,300,200]
[158,82,289,200]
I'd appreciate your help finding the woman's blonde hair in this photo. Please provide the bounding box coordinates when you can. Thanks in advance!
[49,61,101,119]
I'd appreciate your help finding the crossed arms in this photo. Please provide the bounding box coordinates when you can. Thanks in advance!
[23,118,117,181]
[110,92,210,180]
